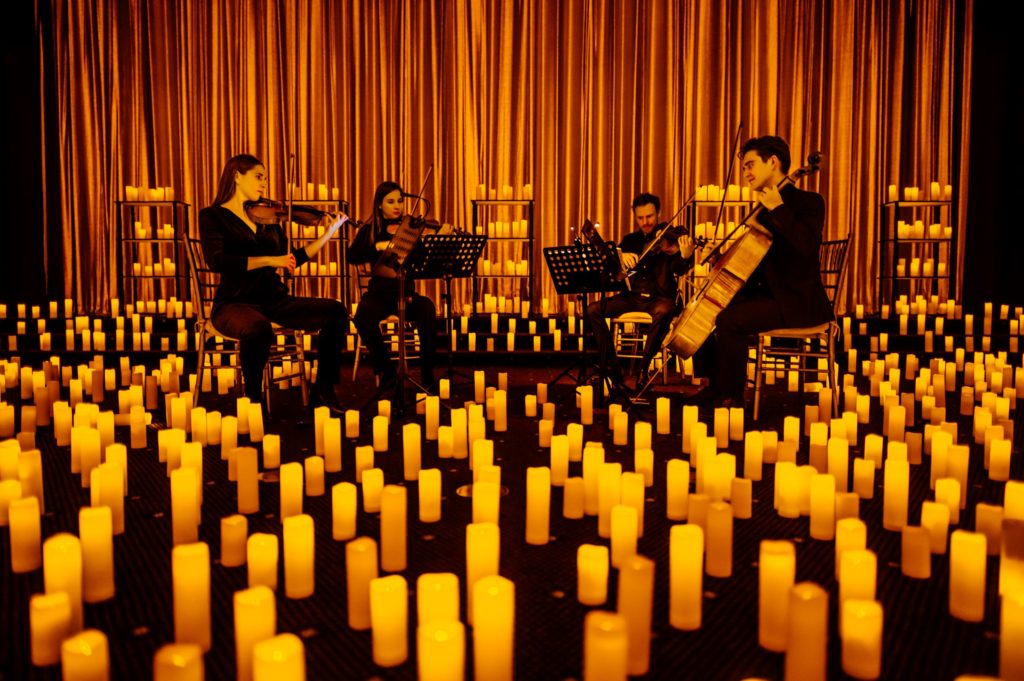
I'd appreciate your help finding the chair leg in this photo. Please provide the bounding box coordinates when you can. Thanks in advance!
[753,336,766,420]
[192,329,209,408]
[828,325,838,417]
[352,335,363,382]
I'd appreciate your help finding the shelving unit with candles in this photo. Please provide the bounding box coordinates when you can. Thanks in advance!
[681,184,754,302]
[470,185,534,315]
[284,198,352,307]
[115,190,191,310]
[879,183,957,308]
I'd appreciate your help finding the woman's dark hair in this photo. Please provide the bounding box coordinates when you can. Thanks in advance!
[212,154,263,206]
[369,181,403,227]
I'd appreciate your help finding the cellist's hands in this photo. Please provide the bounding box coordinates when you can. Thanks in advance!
[759,184,784,211]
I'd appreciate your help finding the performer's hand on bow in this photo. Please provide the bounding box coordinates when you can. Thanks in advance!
[759,183,784,211]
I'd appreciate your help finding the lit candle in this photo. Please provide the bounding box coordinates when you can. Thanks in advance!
[1002,591,1024,681]
[331,482,357,540]
[706,502,733,578]
[835,518,867,579]
[759,539,796,651]
[617,555,655,676]
[598,462,622,537]
[526,466,551,545]
[283,514,315,599]
[346,537,378,630]
[670,524,704,630]
[840,549,877,604]
[29,592,71,666]
[882,458,909,530]
[79,506,114,603]
[417,572,460,624]
[473,480,500,524]
[61,629,109,681]
[380,485,407,572]
[418,620,465,681]
[170,467,198,545]
[247,533,278,590]
[370,574,408,666]
[362,468,384,513]
[839,599,885,680]
[921,501,950,553]
[949,530,986,622]
[583,611,629,681]
[610,505,639,568]
[279,461,304,520]
[466,522,500,624]
[809,474,836,541]
[901,526,931,579]
[9,496,41,572]
[418,469,442,522]
[345,409,360,438]
[236,447,259,514]
[153,643,203,681]
[580,385,593,425]
[473,575,515,681]
[262,433,280,469]
[785,583,828,681]
[373,414,388,452]
[666,459,690,521]
[252,633,305,680]
[172,542,210,651]
[403,422,421,480]
[220,515,247,568]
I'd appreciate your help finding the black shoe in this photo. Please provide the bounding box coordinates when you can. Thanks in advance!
[311,383,344,415]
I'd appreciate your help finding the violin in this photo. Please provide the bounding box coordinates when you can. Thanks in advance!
[244,198,348,227]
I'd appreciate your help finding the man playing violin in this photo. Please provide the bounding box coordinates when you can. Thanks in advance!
[198,153,349,414]
[586,192,695,388]
[708,135,833,408]
[348,181,438,390]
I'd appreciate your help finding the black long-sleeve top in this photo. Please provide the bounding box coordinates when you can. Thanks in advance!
[619,229,693,299]
[198,205,310,311]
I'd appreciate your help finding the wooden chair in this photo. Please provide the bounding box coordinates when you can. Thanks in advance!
[184,236,309,412]
[751,237,850,420]
[349,263,420,381]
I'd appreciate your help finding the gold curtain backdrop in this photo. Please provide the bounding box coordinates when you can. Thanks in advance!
[39,0,971,314]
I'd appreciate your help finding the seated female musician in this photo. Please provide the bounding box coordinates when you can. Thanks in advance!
[708,135,833,408]
[198,154,349,414]
[347,181,438,390]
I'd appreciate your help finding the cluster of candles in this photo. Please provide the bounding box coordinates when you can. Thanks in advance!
[286,183,342,202]
[887,183,954,202]
[694,183,752,202]
[133,222,176,239]
[475,221,530,239]
[131,259,178,277]
[474,184,533,201]
[896,258,948,279]
[896,220,953,240]
[1,293,1023,680]
[476,259,529,277]
[124,186,176,202]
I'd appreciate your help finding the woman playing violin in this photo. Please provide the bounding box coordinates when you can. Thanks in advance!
[198,153,349,414]
[347,181,438,389]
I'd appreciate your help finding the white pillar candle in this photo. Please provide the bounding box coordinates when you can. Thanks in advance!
[760,540,796,651]
[785,583,828,681]
[172,542,211,651]
[949,530,987,622]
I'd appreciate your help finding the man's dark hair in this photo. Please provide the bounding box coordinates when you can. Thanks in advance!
[631,192,660,213]
[739,136,791,173]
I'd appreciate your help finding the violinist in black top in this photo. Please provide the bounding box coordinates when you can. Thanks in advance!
[347,181,438,389]
[198,154,349,414]
[586,192,695,387]
[709,135,833,407]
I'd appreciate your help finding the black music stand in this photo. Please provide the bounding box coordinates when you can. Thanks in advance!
[543,243,625,401]
[406,233,488,387]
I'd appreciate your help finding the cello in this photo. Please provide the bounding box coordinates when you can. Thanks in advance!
[663,152,822,357]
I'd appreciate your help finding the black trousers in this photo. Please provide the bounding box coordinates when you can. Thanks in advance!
[712,293,786,400]
[212,296,348,402]
[586,292,676,376]
[353,290,437,381]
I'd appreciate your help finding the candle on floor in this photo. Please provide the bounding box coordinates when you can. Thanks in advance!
[9,496,41,573]
[902,526,932,579]
[473,575,515,681]
[840,599,883,679]
[153,643,203,681]
[785,584,828,681]
[577,544,609,606]
[418,621,465,681]
[809,474,836,541]
[1002,591,1024,681]
[170,467,199,546]
[279,462,303,519]
[30,592,71,666]
[921,501,950,554]
[417,572,460,624]
[373,415,388,452]
[670,524,704,630]
[526,467,551,545]
[835,518,867,579]
[466,522,500,625]
[883,458,909,531]
[79,507,114,603]
[403,422,421,480]
[380,485,407,572]
[610,505,639,568]
[362,468,385,513]
[583,611,629,681]
[252,633,304,680]
[220,515,248,568]
[236,447,259,515]
[370,574,409,666]
[346,537,378,631]
[617,555,655,676]
[950,530,987,622]
[172,542,210,651]
[61,629,109,681]
[247,533,278,591]
[760,540,797,651]
[840,549,877,604]
[706,502,733,578]
[283,514,315,599]
[418,469,442,523]
[666,459,690,521]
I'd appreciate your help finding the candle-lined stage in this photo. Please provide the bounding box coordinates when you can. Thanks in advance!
[0,291,1022,679]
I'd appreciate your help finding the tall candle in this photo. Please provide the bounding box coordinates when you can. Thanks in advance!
[466,522,500,623]
[324,417,342,472]
[760,540,796,651]
[473,575,515,681]
[236,447,259,514]
[706,502,733,577]
[346,537,378,630]
[617,555,655,675]
[902,526,932,579]
[809,474,836,541]
[840,549,877,604]
[526,466,551,545]
[416,572,460,624]
[670,524,704,630]
[152,643,203,681]
[949,530,986,622]
[577,544,609,606]
[380,485,407,572]
[418,620,465,681]
[1002,591,1024,681]
[920,501,950,553]
[418,469,442,522]
[304,456,324,497]
[79,506,114,603]
[9,496,41,572]
[369,574,408,666]
[29,592,71,666]
[882,458,909,530]
[43,533,83,632]
[283,514,315,599]
[583,611,629,681]
[666,459,690,521]
[362,468,385,513]
[279,462,303,519]
[785,584,828,681]
[331,482,357,540]
[403,422,421,480]
[172,542,210,651]
[220,515,248,568]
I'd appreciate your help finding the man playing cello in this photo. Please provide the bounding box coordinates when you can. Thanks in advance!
[707,135,833,408]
